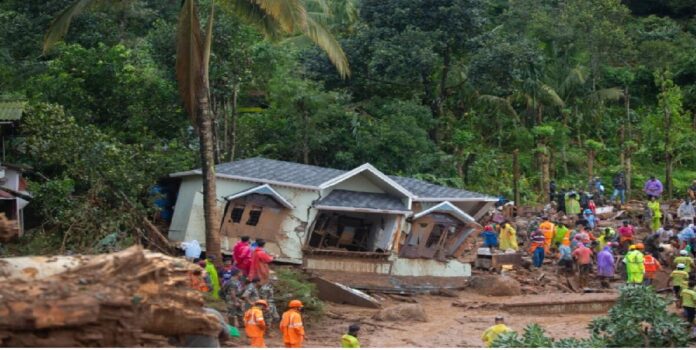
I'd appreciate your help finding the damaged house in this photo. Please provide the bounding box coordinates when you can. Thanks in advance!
[168,158,497,277]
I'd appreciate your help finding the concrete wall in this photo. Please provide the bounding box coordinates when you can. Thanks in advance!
[172,176,319,263]
[391,257,471,277]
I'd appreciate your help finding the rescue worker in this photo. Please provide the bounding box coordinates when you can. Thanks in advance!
[280,300,306,348]
[221,269,243,327]
[244,299,269,347]
[249,239,275,282]
[674,250,695,275]
[553,221,570,248]
[499,220,518,251]
[618,221,635,253]
[670,264,689,308]
[624,244,645,284]
[204,256,221,300]
[259,279,280,334]
[682,280,696,325]
[643,251,662,286]
[530,230,546,268]
[233,236,252,276]
[481,316,512,347]
[557,238,574,275]
[539,217,555,253]
[647,196,662,233]
[341,324,361,348]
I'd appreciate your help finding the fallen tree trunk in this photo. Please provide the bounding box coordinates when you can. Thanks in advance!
[0,246,220,347]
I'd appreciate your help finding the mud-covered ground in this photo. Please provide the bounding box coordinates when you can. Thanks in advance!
[227,291,610,348]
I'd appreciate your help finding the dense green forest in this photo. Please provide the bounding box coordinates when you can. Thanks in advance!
[2,0,696,252]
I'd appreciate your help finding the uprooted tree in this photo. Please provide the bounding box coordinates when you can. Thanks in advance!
[492,285,689,348]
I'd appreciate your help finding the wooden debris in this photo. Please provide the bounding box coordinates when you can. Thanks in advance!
[0,246,219,347]
[0,213,19,242]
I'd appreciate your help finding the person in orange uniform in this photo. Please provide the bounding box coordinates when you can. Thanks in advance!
[643,251,662,286]
[280,300,306,348]
[244,299,269,347]
[539,217,555,253]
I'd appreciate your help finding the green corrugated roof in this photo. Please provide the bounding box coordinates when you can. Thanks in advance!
[0,101,26,121]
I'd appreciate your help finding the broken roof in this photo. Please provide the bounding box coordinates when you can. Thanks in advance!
[171,157,496,201]
[314,190,409,213]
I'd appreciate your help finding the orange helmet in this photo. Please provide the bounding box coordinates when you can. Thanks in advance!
[288,299,304,308]
[635,243,644,250]
[255,299,269,307]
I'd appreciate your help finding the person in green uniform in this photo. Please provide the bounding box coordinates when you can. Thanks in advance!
[341,324,361,348]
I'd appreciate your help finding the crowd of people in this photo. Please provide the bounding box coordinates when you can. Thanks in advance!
[481,173,696,340]
[184,236,361,348]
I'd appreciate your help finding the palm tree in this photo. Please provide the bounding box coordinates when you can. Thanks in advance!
[44,0,350,261]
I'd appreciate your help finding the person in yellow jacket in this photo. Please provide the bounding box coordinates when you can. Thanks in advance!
[647,196,662,232]
[280,300,305,348]
[340,324,361,348]
[499,221,518,251]
[481,316,512,347]
[244,300,268,347]
[623,244,645,284]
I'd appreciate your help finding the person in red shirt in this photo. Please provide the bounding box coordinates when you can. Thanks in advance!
[618,221,635,253]
[233,236,252,276]
[572,243,593,288]
[249,239,275,283]
[643,252,662,285]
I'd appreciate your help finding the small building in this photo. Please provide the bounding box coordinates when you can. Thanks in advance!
[168,158,497,277]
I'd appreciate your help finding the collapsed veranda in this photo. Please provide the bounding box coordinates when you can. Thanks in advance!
[168,158,497,277]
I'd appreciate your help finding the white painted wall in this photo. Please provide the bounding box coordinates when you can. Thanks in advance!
[168,177,201,241]
[391,257,471,277]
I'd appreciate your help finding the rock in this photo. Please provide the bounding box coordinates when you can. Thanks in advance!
[372,304,428,322]
[468,275,522,296]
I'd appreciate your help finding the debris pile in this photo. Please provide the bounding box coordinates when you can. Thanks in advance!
[0,213,19,242]
[0,246,221,347]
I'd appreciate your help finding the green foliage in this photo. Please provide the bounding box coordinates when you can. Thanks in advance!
[589,285,689,347]
[585,139,605,151]
[13,103,194,253]
[494,286,687,348]
[273,268,324,320]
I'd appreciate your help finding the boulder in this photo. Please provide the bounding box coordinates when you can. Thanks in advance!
[372,304,428,322]
[468,275,522,296]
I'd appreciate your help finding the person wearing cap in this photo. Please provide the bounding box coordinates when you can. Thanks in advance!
[341,324,361,348]
[244,300,269,347]
[643,251,662,286]
[499,220,518,251]
[624,244,645,284]
[481,316,512,347]
[674,249,695,274]
[670,264,689,307]
[681,280,696,325]
[481,225,498,252]
[280,300,305,348]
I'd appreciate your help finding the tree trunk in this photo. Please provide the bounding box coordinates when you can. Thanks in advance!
[626,155,632,200]
[664,106,672,199]
[228,83,239,161]
[538,144,549,202]
[624,85,631,200]
[513,149,520,205]
[302,110,310,164]
[561,111,569,177]
[197,94,221,261]
[588,149,595,182]
[619,125,625,169]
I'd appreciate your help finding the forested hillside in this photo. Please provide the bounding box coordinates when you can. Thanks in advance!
[1,0,695,253]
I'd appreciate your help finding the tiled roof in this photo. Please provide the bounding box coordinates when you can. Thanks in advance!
[176,157,496,201]
[215,157,345,187]
[315,190,408,211]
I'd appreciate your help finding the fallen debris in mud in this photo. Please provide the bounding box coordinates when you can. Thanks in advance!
[468,275,521,296]
[310,275,381,309]
[373,303,428,322]
[0,213,19,242]
[0,246,220,347]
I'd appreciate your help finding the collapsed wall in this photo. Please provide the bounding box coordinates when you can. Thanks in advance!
[0,246,221,347]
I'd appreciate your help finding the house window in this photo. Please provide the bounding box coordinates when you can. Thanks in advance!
[246,207,262,226]
[231,206,245,223]
[426,224,445,248]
